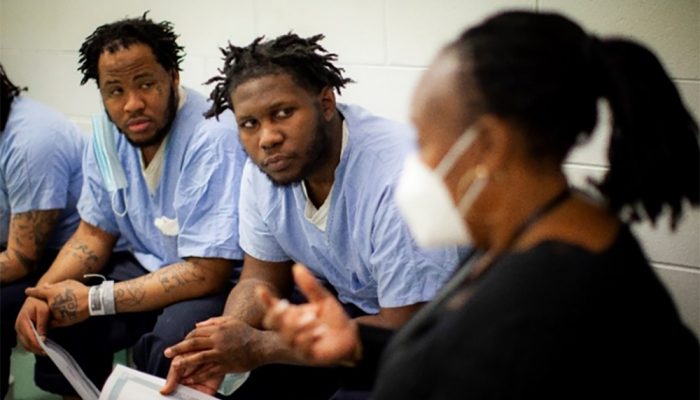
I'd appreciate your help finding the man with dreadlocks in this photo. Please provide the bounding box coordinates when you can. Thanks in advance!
[161,33,462,399]
[0,64,85,399]
[14,14,246,398]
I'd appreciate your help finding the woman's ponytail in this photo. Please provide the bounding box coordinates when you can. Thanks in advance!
[457,12,697,229]
[595,39,699,229]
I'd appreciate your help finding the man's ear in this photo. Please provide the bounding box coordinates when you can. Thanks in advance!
[170,70,180,87]
[319,86,336,121]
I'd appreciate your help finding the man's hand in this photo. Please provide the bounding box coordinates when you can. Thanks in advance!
[260,264,361,366]
[15,296,51,354]
[161,361,223,396]
[25,279,90,328]
[161,316,263,394]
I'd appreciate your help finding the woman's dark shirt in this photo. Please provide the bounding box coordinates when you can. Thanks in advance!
[369,227,699,399]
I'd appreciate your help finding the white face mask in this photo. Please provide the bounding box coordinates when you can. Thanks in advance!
[395,127,488,248]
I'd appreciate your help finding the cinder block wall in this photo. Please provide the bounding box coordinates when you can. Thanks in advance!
[1,0,698,339]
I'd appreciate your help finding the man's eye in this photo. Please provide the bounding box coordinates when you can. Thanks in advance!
[140,82,154,89]
[109,88,123,97]
[275,108,293,119]
[241,120,257,129]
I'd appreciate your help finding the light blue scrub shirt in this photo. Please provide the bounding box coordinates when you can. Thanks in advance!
[0,97,85,249]
[78,88,245,272]
[239,103,461,314]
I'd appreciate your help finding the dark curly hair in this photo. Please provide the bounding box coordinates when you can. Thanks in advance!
[205,33,353,118]
[1,63,27,131]
[77,12,184,86]
[452,11,698,229]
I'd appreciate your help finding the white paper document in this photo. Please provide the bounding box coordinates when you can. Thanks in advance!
[101,364,218,400]
[31,321,100,400]
[30,321,217,400]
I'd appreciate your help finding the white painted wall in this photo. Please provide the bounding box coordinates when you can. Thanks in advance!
[1,0,698,339]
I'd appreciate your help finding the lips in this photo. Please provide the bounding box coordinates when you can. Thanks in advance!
[126,117,152,134]
[263,154,292,172]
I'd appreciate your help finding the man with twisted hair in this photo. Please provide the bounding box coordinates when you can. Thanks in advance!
[162,33,463,399]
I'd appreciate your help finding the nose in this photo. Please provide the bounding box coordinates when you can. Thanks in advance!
[259,124,284,151]
[123,91,145,114]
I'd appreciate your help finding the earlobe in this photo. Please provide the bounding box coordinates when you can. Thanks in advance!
[171,70,181,87]
[320,86,336,121]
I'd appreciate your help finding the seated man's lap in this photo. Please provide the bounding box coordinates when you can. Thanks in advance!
[1,249,59,396]
[34,306,158,394]
[1,270,45,398]
[230,288,369,400]
[34,252,232,394]
[1,272,42,331]
[132,284,232,377]
[230,363,348,400]
[1,249,58,328]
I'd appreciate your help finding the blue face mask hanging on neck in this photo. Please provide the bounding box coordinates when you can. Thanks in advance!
[91,113,128,217]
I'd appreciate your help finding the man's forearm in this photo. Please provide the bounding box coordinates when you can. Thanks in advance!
[355,302,424,329]
[37,235,108,285]
[255,329,310,366]
[0,251,26,283]
[223,278,276,327]
[1,210,62,284]
[219,278,308,365]
[114,258,232,313]
[36,220,116,286]
[355,314,402,329]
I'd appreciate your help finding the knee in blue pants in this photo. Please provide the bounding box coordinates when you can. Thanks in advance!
[132,290,230,378]
[1,273,43,398]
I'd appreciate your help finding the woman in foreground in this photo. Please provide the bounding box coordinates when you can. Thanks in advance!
[261,11,699,399]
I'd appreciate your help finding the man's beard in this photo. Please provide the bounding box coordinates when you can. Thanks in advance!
[112,85,178,148]
[264,110,331,187]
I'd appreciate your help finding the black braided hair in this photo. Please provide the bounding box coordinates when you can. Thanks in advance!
[0,63,27,131]
[77,11,184,86]
[205,33,353,118]
[451,11,698,229]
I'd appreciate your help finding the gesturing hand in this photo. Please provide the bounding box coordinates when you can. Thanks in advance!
[259,264,361,366]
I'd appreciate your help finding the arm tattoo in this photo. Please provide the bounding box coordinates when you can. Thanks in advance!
[67,239,100,273]
[115,277,148,308]
[9,210,61,270]
[12,248,36,272]
[159,262,205,293]
[51,287,78,322]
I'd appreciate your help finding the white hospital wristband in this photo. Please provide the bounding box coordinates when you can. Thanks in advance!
[88,284,105,316]
[88,281,116,316]
[101,280,116,315]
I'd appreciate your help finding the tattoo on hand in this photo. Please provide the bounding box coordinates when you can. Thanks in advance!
[159,262,205,293]
[51,288,78,321]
